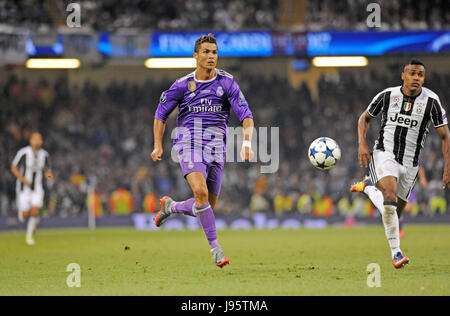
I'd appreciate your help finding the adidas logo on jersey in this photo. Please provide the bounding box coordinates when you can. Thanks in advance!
[390,113,419,128]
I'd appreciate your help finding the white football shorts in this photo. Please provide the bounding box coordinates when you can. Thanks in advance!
[368,150,419,202]
[16,188,44,213]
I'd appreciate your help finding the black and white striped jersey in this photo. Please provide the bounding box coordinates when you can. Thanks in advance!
[367,86,447,167]
[12,146,51,192]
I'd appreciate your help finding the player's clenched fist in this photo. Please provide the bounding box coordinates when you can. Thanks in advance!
[151,147,163,162]
[358,142,371,168]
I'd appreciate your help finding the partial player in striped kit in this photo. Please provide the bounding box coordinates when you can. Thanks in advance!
[351,59,450,268]
[11,132,54,245]
[150,34,254,268]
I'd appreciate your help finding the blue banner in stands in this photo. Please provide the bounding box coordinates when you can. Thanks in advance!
[97,32,149,57]
[26,33,64,57]
[307,31,450,56]
[149,31,273,57]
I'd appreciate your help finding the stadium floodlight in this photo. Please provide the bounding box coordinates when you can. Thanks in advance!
[25,58,81,69]
[145,58,196,69]
[312,56,368,67]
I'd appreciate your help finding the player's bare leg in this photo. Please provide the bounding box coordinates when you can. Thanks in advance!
[19,210,30,223]
[208,192,219,210]
[187,172,229,268]
[26,207,40,245]
[377,176,409,268]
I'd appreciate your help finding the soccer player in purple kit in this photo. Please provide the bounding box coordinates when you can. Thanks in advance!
[150,34,255,268]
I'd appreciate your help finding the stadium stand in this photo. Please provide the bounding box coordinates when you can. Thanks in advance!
[0,0,279,31]
[2,0,447,31]
[306,0,449,31]
[1,70,448,217]
[0,0,449,219]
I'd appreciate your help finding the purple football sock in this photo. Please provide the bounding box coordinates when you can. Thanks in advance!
[195,202,220,249]
[171,198,196,217]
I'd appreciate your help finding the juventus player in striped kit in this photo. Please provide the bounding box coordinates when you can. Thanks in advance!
[11,132,53,245]
[351,59,450,268]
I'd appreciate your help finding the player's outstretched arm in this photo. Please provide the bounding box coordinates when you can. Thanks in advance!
[240,118,254,161]
[357,110,372,168]
[11,165,31,187]
[418,166,428,188]
[436,126,450,189]
[151,118,166,162]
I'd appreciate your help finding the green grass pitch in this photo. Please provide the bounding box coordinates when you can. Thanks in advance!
[0,225,449,296]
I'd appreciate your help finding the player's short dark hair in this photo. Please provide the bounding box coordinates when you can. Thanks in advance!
[29,130,42,139]
[407,59,425,68]
[194,33,217,53]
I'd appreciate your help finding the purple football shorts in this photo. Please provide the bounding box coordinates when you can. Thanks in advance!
[178,149,225,195]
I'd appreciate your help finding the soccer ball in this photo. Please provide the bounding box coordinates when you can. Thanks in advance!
[308,137,341,170]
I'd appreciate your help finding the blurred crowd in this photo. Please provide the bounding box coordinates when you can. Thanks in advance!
[77,0,279,31]
[1,67,449,218]
[0,0,278,31]
[1,0,448,31]
[0,0,52,29]
[306,0,449,31]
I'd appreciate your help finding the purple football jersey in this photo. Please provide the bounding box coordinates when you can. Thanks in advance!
[155,69,253,157]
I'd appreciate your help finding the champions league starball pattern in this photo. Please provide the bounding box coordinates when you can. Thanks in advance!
[308,137,341,170]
